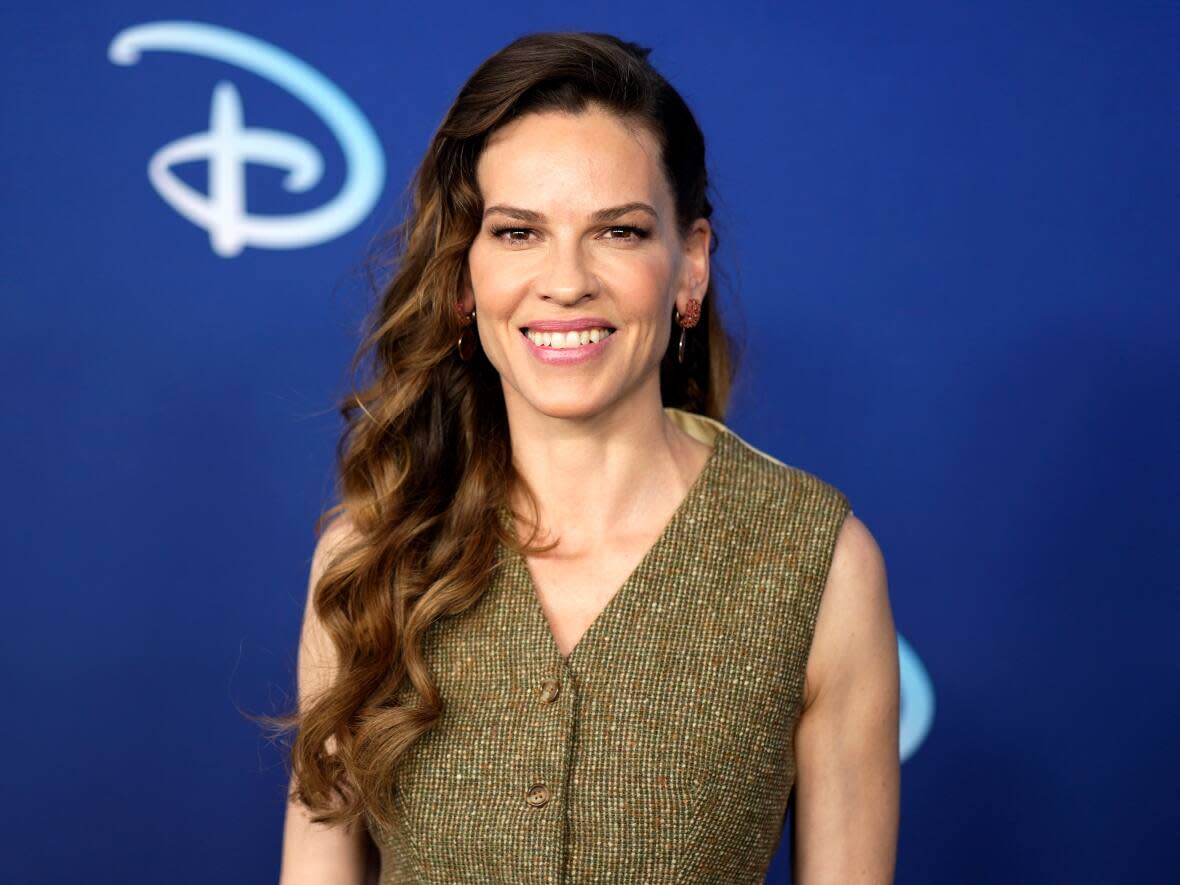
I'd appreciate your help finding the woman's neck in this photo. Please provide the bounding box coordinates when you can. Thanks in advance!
[503,393,714,555]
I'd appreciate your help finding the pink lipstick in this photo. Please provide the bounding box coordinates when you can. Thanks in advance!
[519,322,617,366]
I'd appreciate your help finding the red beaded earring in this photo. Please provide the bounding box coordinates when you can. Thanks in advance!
[673,297,702,365]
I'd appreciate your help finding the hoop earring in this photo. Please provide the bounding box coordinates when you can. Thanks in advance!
[457,306,477,361]
[673,298,702,365]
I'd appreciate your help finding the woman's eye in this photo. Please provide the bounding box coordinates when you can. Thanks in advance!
[604,225,651,241]
[490,226,533,244]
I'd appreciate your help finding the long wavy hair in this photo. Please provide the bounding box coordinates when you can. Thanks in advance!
[259,30,741,833]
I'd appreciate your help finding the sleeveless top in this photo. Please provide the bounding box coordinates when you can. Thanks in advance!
[365,407,853,883]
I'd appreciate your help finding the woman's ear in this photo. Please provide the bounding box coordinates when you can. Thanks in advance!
[457,265,476,316]
[677,218,711,311]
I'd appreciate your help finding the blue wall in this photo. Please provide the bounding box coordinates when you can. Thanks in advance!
[4,2,1176,882]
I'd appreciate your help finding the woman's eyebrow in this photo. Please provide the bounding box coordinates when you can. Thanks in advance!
[482,202,658,223]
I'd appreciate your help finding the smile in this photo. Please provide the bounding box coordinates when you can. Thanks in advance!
[521,327,615,348]
[519,326,617,365]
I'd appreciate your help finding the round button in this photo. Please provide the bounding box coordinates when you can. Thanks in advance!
[538,678,561,704]
[525,783,551,808]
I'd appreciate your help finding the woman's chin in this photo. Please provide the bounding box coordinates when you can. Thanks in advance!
[510,389,616,422]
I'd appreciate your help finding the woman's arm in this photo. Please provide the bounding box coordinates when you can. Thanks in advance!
[279,789,375,885]
[792,513,901,884]
[278,518,378,885]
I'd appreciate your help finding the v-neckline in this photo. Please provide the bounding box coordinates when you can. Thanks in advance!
[500,419,731,670]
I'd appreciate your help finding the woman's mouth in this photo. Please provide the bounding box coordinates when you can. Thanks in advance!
[519,326,617,365]
[521,327,615,348]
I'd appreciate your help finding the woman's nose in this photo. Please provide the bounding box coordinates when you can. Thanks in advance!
[537,238,598,304]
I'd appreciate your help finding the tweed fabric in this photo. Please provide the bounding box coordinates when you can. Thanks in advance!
[366,407,852,883]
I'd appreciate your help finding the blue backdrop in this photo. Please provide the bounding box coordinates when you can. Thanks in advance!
[4,2,1176,882]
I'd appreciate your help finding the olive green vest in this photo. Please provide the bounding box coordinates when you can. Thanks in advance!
[366,407,852,883]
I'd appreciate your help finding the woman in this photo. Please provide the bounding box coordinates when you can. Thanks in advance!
[274,31,899,884]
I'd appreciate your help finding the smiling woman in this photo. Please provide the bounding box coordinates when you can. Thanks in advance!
[264,30,899,885]
[465,106,710,413]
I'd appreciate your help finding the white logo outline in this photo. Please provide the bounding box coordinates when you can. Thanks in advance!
[109,20,385,256]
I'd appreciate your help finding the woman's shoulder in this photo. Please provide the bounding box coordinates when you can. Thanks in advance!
[711,416,851,513]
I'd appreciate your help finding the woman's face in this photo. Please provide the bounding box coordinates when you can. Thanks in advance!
[463,104,710,423]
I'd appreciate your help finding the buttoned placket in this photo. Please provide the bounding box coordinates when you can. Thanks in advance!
[519,644,577,885]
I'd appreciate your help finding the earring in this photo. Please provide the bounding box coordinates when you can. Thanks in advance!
[457,304,477,361]
[673,297,702,365]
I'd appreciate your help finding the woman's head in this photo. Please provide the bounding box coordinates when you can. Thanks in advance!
[265,32,740,833]
[466,103,711,421]
[404,30,736,421]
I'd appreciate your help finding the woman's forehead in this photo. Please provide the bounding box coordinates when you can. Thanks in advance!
[476,109,665,210]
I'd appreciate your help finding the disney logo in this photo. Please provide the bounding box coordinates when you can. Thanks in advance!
[108,20,385,257]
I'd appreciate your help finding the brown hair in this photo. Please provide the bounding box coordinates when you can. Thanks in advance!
[258,30,741,833]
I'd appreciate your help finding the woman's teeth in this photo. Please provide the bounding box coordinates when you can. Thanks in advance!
[524,328,614,348]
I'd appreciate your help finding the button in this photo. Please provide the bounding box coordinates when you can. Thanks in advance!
[538,678,561,704]
[525,783,551,808]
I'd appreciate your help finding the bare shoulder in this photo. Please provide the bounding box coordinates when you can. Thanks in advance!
[299,512,362,702]
[310,513,361,583]
[801,512,896,711]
